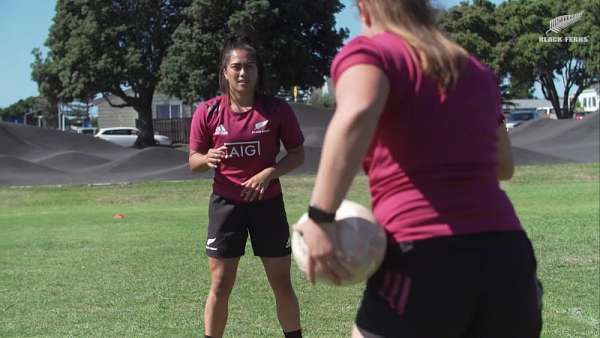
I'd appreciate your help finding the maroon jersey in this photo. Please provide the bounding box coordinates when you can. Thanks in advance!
[331,33,522,243]
[189,95,304,202]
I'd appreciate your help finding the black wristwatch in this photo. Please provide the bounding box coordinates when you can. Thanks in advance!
[308,205,336,224]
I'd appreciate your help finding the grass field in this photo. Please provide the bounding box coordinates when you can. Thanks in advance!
[0,163,598,337]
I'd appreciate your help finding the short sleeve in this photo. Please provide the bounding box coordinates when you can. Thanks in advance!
[278,101,304,150]
[188,103,211,153]
[331,36,387,85]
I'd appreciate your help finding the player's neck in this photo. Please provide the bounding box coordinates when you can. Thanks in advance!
[228,91,254,113]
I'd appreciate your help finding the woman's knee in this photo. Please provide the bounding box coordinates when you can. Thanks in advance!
[208,258,239,298]
[269,274,295,298]
[209,274,236,298]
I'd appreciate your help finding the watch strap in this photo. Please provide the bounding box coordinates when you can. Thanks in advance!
[308,205,336,223]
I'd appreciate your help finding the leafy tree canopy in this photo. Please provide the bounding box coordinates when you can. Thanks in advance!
[0,96,46,121]
[160,0,348,104]
[32,0,192,146]
[438,0,499,70]
[439,0,599,118]
[33,0,348,145]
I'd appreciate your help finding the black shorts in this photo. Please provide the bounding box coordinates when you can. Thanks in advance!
[355,231,543,338]
[205,193,291,258]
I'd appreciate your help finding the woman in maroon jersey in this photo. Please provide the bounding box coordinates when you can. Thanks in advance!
[295,0,542,337]
[188,36,304,338]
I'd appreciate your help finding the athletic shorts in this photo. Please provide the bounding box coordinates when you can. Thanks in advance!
[205,193,291,258]
[355,231,543,338]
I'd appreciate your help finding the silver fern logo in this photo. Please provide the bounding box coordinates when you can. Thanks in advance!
[546,11,584,35]
[539,11,588,43]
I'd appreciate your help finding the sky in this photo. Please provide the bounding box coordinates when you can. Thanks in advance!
[1,0,530,109]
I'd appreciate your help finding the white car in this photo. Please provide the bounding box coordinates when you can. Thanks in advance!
[505,111,539,131]
[504,116,522,131]
[94,127,171,147]
[75,127,97,135]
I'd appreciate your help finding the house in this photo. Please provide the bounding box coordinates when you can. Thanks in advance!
[571,84,599,113]
[94,90,195,129]
[502,99,557,119]
[58,101,92,130]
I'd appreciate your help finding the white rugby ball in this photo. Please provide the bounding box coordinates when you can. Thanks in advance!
[292,200,387,285]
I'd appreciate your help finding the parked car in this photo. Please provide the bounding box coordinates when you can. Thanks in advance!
[510,111,539,122]
[573,112,587,120]
[75,127,97,135]
[95,127,172,147]
[505,111,540,131]
[504,115,522,131]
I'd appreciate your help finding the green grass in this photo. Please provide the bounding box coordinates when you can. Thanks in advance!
[0,163,598,337]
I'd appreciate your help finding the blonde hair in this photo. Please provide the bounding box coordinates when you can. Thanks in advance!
[359,0,468,91]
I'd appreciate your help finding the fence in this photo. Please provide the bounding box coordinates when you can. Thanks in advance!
[153,118,192,144]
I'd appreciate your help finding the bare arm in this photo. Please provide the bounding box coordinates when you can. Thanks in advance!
[188,146,227,172]
[262,144,305,180]
[310,65,390,212]
[496,124,514,180]
[295,64,390,284]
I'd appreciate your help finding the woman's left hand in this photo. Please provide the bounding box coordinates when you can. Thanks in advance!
[240,168,274,202]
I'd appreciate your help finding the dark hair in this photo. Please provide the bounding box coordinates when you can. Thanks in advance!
[218,34,267,95]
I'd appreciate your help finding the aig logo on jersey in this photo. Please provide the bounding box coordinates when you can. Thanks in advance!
[224,141,261,159]
[252,120,270,134]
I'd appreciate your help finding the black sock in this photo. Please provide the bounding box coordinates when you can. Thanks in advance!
[284,329,302,338]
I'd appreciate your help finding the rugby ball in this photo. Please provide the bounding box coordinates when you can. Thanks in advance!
[292,200,386,285]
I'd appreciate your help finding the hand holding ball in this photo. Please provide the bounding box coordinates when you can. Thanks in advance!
[292,200,386,285]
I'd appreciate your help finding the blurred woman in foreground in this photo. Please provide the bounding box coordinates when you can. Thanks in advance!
[295,0,542,337]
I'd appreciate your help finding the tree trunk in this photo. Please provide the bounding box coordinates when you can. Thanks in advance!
[48,103,59,129]
[566,84,589,118]
[562,92,573,119]
[133,98,156,148]
[539,72,566,119]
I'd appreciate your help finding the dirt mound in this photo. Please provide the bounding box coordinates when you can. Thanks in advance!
[33,151,110,171]
[100,147,189,173]
[0,122,198,186]
[0,122,134,160]
[0,155,71,185]
[290,103,334,127]
[510,112,599,163]
[0,106,597,186]
[511,147,571,166]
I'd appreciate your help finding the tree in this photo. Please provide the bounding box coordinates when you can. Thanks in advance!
[31,48,63,127]
[495,0,599,118]
[160,0,348,104]
[438,0,536,99]
[32,0,192,146]
[438,0,499,70]
[0,96,46,123]
[439,0,599,110]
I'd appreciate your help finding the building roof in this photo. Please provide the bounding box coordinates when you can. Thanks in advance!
[581,83,600,94]
[503,99,554,109]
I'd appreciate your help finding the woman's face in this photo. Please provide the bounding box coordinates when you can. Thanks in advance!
[223,48,258,96]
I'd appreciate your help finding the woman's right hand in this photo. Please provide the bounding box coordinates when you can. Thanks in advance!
[205,146,227,168]
[294,218,351,285]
